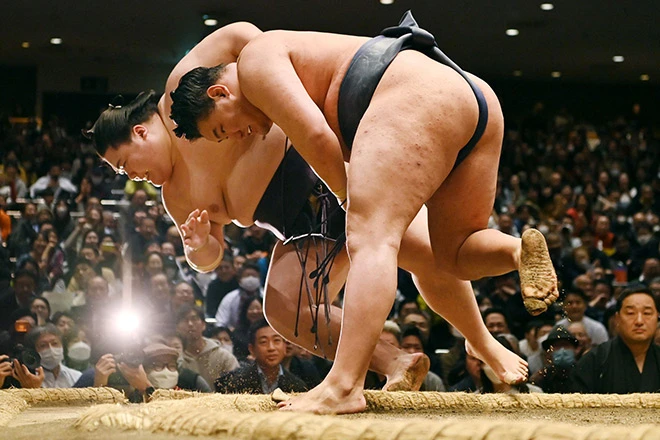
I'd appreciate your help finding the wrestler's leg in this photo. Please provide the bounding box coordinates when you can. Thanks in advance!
[425,76,558,315]
[280,76,462,414]
[263,240,429,390]
[399,207,527,384]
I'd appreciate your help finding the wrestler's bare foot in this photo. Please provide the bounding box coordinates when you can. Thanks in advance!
[382,352,430,392]
[277,378,366,415]
[519,228,559,315]
[466,339,528,384]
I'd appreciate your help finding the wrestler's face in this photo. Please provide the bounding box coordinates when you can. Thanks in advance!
[199,78,272,143]
[102,114,172,186]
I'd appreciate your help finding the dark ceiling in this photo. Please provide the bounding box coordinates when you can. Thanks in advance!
[1,0,659,84]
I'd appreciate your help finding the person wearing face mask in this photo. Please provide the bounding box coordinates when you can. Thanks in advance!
[20,324,82,388]
[214,263,263,330]
[63,326,92,372]
[29,165,77,201]
[528,326,579,393]
[52,199,76,243]
[142,342,212,393]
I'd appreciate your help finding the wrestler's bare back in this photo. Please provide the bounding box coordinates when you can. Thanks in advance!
[240,30,489,158]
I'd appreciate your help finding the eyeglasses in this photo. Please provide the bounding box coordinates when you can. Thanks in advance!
[146,362,177,372]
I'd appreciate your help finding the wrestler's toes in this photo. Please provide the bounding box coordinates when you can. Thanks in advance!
[523,297,548,316]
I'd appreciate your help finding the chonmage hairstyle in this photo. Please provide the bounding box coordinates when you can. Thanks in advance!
[84,90,160,156]
[169,64,227,141]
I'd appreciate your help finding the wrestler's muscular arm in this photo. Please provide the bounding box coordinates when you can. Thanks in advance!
[166,22,262,92]
[237,33,347,200]
[163,22,263,116]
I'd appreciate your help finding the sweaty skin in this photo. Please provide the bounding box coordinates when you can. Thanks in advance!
[188,25,556,414]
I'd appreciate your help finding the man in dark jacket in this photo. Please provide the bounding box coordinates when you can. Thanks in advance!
[215,319,307,394]
[572,287,660,393]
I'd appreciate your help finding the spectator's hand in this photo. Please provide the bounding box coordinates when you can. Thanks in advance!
[0,355,13,388]
[589,293,609,308]
[246,251,267,260]
[117,362,151,393]
[94,354,117,387]
[12,360,44,388]
[180,209,211,253]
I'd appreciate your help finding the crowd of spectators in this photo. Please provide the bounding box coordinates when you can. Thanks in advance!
[0,101,659,399]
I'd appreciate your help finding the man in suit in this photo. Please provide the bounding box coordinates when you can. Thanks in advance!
[215,319,307,394]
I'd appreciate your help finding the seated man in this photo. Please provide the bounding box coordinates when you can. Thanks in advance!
[529,326,579,393]
[21,324,82,388]
[556,289,609,346]
[215,319,307,394]
[142,342,212,392]
[170,11,556,412]
[175,305,239,386]
[571,287,660,393]
[399,325,446,392]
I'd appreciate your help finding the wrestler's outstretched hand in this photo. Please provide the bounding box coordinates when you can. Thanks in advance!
[180,209,211,252]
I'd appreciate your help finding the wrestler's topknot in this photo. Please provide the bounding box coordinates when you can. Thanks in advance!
[85,90,160,156]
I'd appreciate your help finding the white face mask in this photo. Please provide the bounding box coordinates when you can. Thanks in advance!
[147,369,179,389]
[482,365,503,385]
[219,343,234,354]
[67,341,91,362]
[39,346,64,370]
[239,275,261,292]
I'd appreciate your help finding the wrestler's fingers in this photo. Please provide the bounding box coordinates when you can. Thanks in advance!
[199,210,209,224]
[180,224,190,237]
[186,209,199,223]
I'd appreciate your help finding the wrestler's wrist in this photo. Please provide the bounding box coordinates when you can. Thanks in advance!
[189,235,210,253]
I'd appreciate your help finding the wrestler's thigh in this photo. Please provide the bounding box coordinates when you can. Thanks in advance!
[347,99,459,241]
[264,240,349,317]
[425,77,505,265]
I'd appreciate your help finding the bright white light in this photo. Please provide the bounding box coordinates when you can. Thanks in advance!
[513,70,523,77]
[551,71,561,78]
[204,18,218,26]
[612,55,624,63]
[115,309,140,335]
[50,37,62,45]
[540,3,554,11]
[640,74,650,81]
[506,28,519,37]
[21,42,30,48]
[380,0,394,4]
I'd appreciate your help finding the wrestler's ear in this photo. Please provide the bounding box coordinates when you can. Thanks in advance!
[132,124,148,141]
[207,84,230,100]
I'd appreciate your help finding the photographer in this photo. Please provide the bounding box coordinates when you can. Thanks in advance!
[74,351,154,403]
[25,324,81,388]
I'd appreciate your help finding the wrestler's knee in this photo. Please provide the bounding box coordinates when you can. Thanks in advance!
[345,214,405,259]
[429,247,473,281]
